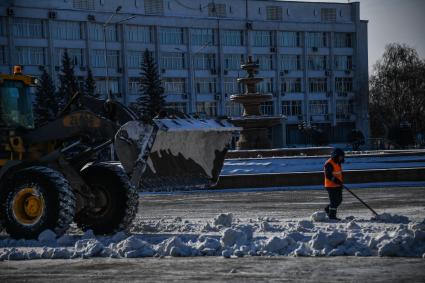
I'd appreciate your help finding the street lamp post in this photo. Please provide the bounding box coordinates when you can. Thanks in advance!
[102,6,135,102]
[103,6,121,102]
[102,6,135,160]
[175,41,211,115]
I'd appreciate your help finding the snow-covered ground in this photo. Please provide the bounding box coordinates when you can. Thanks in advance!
[1,212,424,260]
[1,186,425,260]
[222,154,425,175]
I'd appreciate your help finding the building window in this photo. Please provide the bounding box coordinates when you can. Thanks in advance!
[224,54,244,70]
[334,55,352,70]
[144,0,164,15]
[321,8,336,22]
[225,101,243,117]
[278,31,301,47]
[257,78,274,93]
[307,32,327,48]
[224,77,241,94]
[166,102,187,113]
[197,102,217,117]
[73,0,95,10]
[191,28,214,46]
[195,78,216,94]
[309,100,328,115]
[281,55,301,70]
[160,27,184,45]
[261,101,274,115]
[163,78,186,94]
[56,48,85,67]
[0,46,7,64]
[89,23,118,41]
[308,55,328,70]
[12,18,44,38]
[91,50,120,68]
[208,3,226,17]
[309,78,328,93]
[222,30,244,46]
[334,33,353,48]
[53,21,83,40]
[16,47,45,65]
[95,78,120,97]
[252,31,273,47]
[254,54,274,70]
[281,100,302,116]
[126,25,152,43]
[160,52,186,70]
[193,53,216,70]
[336,100,353,119]
[282,78,302,93]
[127,51,143,69]
[266,6,283,21]
[128,78,140,95]
[335,77,353,93]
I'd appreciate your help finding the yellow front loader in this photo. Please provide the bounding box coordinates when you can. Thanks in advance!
[0,66,237,239]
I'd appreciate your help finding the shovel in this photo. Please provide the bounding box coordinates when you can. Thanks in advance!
[343,185,379,216]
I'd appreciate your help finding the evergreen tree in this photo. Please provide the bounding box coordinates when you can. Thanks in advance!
[57,49,79,108]
[33,69,59,126]
[132,49,166,120]
[84,67,98,97]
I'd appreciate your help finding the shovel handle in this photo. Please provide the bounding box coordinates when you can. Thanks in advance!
[343,185,379,216]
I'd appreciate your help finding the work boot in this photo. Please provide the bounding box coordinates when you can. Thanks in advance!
[328,208,341,220]
[324,205,330,216]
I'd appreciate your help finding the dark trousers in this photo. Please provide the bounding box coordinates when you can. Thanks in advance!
[325,187,343,210]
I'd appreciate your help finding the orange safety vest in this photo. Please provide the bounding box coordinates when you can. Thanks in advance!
[324,158,343,188]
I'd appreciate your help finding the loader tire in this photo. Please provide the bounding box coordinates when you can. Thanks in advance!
[76,163,138,235]
[0,166,76,239]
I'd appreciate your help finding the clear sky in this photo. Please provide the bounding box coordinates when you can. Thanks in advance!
[284,0,425,72]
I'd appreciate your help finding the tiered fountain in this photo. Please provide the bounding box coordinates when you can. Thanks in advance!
[230,56,282,149]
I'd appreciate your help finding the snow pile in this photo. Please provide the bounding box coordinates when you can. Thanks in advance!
[114,236,154,258]
[296,220,314,232]
[73,239,104,258]
[371,213,410,224]
[221,227,250,247]
[195,235,221,256]
[311,211,328,222]
[346,220,361,230]
[214,213,233,227]
[157,236,196,257]
[1,213,425,260]
[37,230,57,243]
[263,236,292,254]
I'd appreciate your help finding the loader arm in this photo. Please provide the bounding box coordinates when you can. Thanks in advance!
[23,110,118,144]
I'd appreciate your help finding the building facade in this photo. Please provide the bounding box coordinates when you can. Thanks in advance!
[0,0,369,144]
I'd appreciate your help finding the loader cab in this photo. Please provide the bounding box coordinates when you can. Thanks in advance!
[0,66,36,129]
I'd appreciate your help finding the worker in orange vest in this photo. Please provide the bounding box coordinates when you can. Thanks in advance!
[324,148,345,220]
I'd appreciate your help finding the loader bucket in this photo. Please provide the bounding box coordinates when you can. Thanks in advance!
[115,118,239,191]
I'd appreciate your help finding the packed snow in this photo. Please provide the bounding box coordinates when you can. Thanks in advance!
[222,155,425,175]
[1,212,424,261]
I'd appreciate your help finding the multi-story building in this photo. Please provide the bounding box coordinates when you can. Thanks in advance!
[0,0,369,145]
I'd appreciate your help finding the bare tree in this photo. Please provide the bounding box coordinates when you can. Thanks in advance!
[369,43,425,146]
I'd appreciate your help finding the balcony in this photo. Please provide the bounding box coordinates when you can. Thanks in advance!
[310,114,331,122]
[336,113,356,121]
